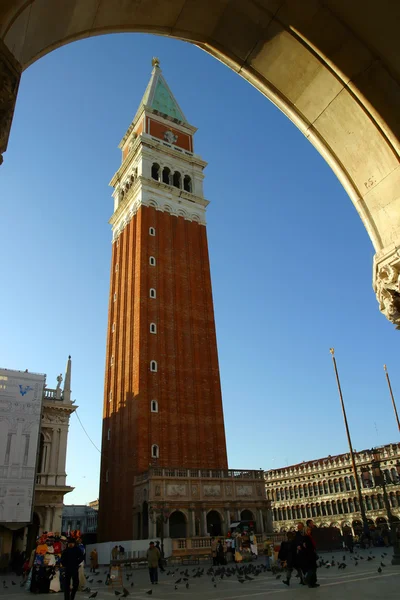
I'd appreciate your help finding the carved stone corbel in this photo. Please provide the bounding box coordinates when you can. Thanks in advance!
[374,248,400,329]
[0,40,21,165]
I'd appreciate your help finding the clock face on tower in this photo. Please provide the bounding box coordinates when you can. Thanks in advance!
[164,130,178,144]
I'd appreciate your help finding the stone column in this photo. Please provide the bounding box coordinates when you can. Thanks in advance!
[57,427,68,484]
[224,507,231,534]
[148,516,156,539]
[0,40,21,165]
[201,509,207,536]
[266,509,273,533]
[257,509,265,533]
[164,517,170,539]
[188,508,195,537]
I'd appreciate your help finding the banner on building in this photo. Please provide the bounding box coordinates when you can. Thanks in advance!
[0,368,45,524]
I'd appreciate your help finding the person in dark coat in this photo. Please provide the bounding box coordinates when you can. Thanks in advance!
[301,527,319,588]
[281,531,305,586]
[61,538,84,600]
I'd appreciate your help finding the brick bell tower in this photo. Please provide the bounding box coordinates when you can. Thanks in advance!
[98,58,229,542]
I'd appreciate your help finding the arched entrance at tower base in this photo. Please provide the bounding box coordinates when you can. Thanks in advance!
[207,510,223,537]
[169,511,187,539]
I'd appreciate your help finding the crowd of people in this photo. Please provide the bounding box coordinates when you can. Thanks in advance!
[277,519,319,589]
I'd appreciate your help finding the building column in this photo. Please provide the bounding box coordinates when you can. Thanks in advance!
[188,509,195,537]
[257,509,265,533]
[266,509,273,533]
[57,427,68,484]
[0,40,21,166]
[44,507,51,532]
[148,516,156,539]
[201,509,207,536]
[164,517,170,539]
[224,507,231,535]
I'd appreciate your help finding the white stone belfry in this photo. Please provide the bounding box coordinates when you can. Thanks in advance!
[34,356,77,536]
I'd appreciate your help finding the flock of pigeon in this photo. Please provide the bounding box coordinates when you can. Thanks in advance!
[1,550,391,597]
[317,550,389,574]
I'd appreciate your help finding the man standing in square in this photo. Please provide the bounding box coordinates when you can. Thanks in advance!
[147,541,161,584]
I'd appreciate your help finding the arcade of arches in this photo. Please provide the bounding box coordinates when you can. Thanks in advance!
[1,1,400,328]
[265,443,400,535]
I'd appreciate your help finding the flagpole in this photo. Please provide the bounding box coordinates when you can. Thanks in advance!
[384,364,400,432]
[329,348,369,535]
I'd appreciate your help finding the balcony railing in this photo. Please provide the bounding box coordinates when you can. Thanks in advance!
[135,468,264,483]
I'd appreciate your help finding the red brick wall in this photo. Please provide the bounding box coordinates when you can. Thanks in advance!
[98,206,227,541]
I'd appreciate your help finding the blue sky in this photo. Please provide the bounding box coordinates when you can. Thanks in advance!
[0,34,398,505]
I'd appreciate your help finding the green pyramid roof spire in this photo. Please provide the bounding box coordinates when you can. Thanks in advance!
[137,57,187,123]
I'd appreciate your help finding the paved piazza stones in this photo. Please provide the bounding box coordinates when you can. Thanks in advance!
[1,548,399,600]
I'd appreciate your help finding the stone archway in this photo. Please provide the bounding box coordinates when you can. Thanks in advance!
[207,510,223,537]
[169,510,187,539]
[1,1,400,327]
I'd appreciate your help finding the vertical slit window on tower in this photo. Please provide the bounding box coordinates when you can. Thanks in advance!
[106,469,109,483]
[113,292,117,302]
[115,263,119,272]
[112,323,115,332]
[173,170,181,188]
[151,400,158,413]
[151,163,160,181]
[109,391,112,402]
[149,227,156,236]
[107,428,111,440]
[162,166,171,185]
[149,256,156,266]
[150,323,157,334]
[150,360,157,372]
[151,444,159,458]
[150,288,156,298]
[183,175,192,192]
[110,356,114,367]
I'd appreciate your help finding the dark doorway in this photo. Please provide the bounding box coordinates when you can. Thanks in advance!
[169,511,187,538]
[207,510,222,536]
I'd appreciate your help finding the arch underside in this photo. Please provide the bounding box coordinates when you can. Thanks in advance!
[1,0,400,327]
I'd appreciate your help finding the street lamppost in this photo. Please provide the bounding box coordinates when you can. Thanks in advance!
[370,448,400,566]
[329,348,369,536]
[149,504,171,557]
[383,364,400,432]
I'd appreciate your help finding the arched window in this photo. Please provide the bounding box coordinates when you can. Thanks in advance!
[276,489,280,501]
[334,479,339,492]
[299,485,303,498]
[173,171,181,188]
[313,483,318,496]
[306,505,311,518]
[328,480,334,493]
[332,501,337,515]
[183,175,192,192]
[378,494,384,509]
[304,484,308,497]
[318,482,323,495]
[339,478,344,492]
[151,444,159,458]
[150,360,157,372]
[323,481,328,494]
[151,400,158,413]
[149,256,156,266]
[149,227,156,236]
[151,163,160,181]
[150,323,157,334]
[350,475,356,490]
[365,496,372,510]
[345,476,350,491]
[337,500,343,514]
[162,166,171,185]
[150,288,156,298]
[326,502,332,516]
